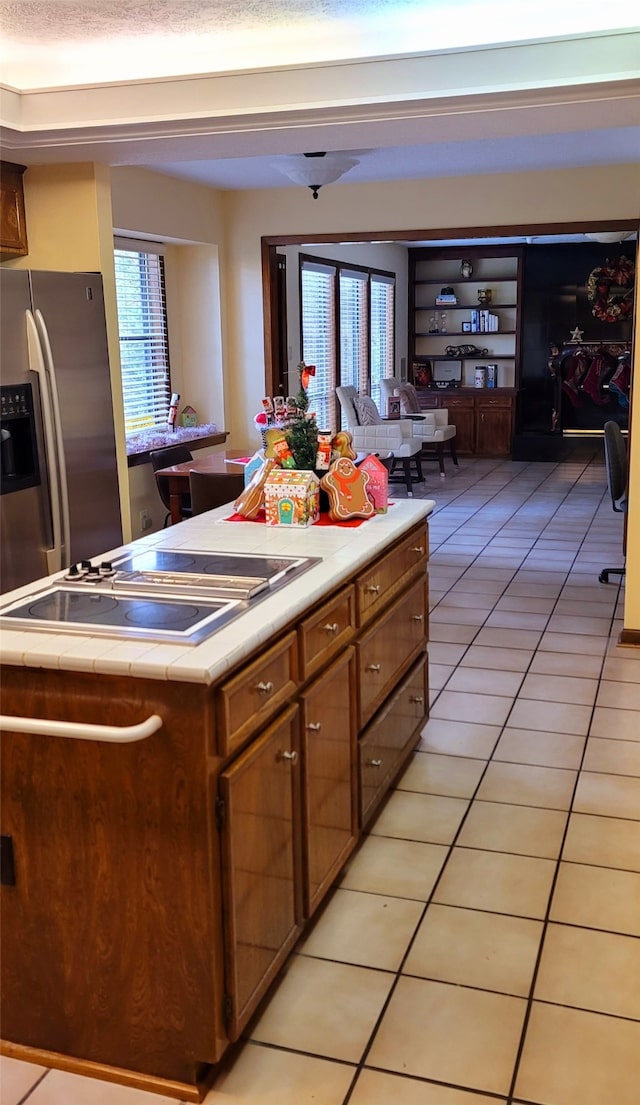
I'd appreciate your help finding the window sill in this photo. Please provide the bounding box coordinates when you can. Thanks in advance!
[127,427,229,468]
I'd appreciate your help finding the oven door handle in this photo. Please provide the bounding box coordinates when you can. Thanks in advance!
[0,713,163,744]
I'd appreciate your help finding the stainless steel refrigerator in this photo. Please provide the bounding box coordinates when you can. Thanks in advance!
[0,269,123,593]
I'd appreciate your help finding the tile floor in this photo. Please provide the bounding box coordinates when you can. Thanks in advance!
[3,450,639,1105]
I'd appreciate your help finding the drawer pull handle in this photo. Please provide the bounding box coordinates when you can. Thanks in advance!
[366,758,383,768]
[256,680,274,695]
[367,663,382,673]
[279,749,298,764]
[322,622,339,634]
[412,614,424,622]
[306,722,322,732]
[409,695,424,705]
[411,546,424,554]
[366,584,381,594]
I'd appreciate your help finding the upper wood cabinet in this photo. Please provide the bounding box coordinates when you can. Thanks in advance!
[409,245,523,390]
[0,161,28,260]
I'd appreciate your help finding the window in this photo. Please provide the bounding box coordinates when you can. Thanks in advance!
[300,254,395,431]
[113,241,172,436]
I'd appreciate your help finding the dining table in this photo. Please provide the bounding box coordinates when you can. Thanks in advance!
[154,449,250,525]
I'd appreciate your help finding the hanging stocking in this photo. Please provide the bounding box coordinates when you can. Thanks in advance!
[580,353,609,406]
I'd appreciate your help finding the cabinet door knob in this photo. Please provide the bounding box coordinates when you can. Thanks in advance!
[366,758,383,768]
[366,663,381,673]
[256,680,274,695]
[409,695,424,705]
[306,722,322,731]
[279,749,298,764]
[322,622,339,634]
[366,584,381,594]
[411,546,424,554]
[412,614,423,622]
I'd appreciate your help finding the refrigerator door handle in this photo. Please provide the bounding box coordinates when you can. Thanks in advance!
[26,310,64,575]
[34,309,71,570]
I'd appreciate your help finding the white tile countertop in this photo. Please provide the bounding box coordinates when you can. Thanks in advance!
[0,499,434,685]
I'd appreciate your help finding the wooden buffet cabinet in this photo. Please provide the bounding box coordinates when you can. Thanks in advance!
[415,388,517,456]
[0,161,28,260]
[0,518,429,1100]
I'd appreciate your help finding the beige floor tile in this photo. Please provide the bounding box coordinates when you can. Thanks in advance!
[457,800,567,858]
[546,613,612,637]
[476,761,577,810]
[550,862,640,936]
[602,656,640,683]
[538,632,607,656]
[519,671,598,706]
[430,690,513,727]
[484,610,550,631]
[0,1058,47,1105]
[459,644,533,672]
[204,1042,355,1105]
[507,698,592,736]
[428,623,478,644]
[534,923,640,1020]
[350,1069,503,1105]
[597,680,640,711]
[563,812,640,872]
[433,847,555,918]
[451,578,508,595]
[573,771,640,821]
[25,1069,176,1104]
[555,598,618,618]
[473,627,543,650]
[506,582,562,598]
[493,727,585,769]
[582,738,640,777]
[514,1002,640,1105]
[428,663,454,690]
[297,889,423,971]
[418,717,500,758]
[495,595,556,614]
[339,835,447,901]
[404,903,542,996]
[529,650,604,679]
[249,955,393,1063]
[427,641,469,666]
[445,666,525,697]
[590,706,640,741]
[398,752,486,798]
[367,976,525,1096]
[430,607,488,626]
[371,790,468,845]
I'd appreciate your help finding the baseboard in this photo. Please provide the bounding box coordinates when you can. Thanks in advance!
[619,629,640,647]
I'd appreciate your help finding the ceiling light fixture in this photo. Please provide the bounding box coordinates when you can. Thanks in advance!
[275,152,359,198]
[585,231,634,244]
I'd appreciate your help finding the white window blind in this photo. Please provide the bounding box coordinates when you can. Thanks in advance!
[301,262,336,432]
[113,243,172,436]
[339,270,368,395]
[370,275,395,411]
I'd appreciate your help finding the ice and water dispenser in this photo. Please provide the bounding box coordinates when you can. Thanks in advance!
[0,383,41,495]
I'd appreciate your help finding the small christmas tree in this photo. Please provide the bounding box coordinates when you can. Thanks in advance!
[285,362,319,469]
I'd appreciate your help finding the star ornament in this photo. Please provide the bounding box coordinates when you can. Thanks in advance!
[570,327,584,342]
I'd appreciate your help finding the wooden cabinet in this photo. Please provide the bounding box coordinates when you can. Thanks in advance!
[299,648,356,917]
[0,161,28,260]
[415,388,516,456]
[475,395,515,456]
[219,704,302,1042]
[357,574,427,729]
[409,245,522,391]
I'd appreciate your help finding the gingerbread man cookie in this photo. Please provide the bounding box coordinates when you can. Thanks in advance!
[320,457,375,521]
[331,430,357,460]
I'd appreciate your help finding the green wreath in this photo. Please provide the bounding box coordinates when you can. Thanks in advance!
[586,255,635,322]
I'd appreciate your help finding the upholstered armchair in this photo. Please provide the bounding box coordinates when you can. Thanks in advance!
[335,385,423,494]
[380,378,458,476]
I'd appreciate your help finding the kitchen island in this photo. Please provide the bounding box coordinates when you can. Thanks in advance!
[0,497,433,1101]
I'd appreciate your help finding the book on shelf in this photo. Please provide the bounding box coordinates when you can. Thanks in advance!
[471,310,499,332]
[435,295,457,305]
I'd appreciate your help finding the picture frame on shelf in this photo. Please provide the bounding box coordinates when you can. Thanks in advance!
[411,360,433,387]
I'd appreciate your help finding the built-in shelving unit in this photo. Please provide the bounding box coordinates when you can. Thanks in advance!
[409,245,523,389]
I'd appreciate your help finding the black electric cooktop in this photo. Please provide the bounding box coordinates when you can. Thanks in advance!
[0,550,319,645]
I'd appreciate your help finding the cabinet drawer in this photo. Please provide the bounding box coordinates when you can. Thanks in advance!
[357,575,427,729]
[445,396,474,410]
[217,632,298,756]
[356,524,427,626]
[297,585,355,680]
[475,396,512,409]
[360,655,427,827]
